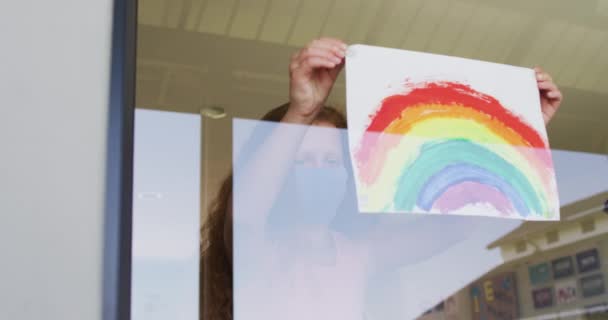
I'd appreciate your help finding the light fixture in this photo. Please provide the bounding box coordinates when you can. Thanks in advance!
[200,105,226,119]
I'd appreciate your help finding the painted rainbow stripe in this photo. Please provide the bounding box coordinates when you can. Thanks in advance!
[355,81,557,218]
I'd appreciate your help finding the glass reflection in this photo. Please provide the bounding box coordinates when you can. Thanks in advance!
[221,114,608,319]
[228,116,530,320]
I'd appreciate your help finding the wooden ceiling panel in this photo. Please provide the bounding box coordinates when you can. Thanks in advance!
[576,37,608,91]
[450,5,501,60]
[558,29,607,87]
[197,0,237,34]
[544,25,589,79]
[591,52,608,92]
[320,0,363,40]
[401,0,450,52]
[257,0,300,43]
[597,0,608,16]
[184,0,206,31]
[137,1,608,154]
[520,20,569,71]
[367,0,422,48]
[164,0,184,28]
[137,62,166,80]
[426,1,477,56]
[139,0,166,26]
[495,15,529,63]
[228,0,269,40]
[162,72,205,110]
[344,0,383,45]
[136,78,163,108]
[287,0,333,46]
[469,7,521,63]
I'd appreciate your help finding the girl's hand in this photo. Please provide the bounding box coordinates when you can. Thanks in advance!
[286,38,348,123]
[535,67,563,125]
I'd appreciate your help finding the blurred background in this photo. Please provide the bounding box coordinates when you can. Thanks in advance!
[131,0,608,319]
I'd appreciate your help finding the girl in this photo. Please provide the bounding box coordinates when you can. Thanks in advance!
[201,38,562,320]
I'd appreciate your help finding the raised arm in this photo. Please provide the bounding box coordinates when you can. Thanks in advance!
[232,38,347,227]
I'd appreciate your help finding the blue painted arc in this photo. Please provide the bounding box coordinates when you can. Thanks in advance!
[417,163,529,216]
[392,139,543,216]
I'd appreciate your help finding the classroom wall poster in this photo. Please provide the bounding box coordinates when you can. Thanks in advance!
[529,262,551,285]
[345,44,559,220]
[552,256,575,279]
[577,248,600,273]
[555,279,577,304]
[581,274,605,297]
[532,287,554,309]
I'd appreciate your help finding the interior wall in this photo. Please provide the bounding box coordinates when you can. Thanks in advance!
[0,1,115,319]
[515,237,608,318]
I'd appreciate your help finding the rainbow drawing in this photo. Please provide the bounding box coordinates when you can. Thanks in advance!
[353,80,559,219]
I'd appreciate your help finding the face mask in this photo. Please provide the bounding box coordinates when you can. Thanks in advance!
[292,166,348,226]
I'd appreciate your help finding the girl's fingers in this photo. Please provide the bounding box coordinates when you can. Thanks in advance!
[290,53,339,74]
[536,73,553,82]
[546,90,562,100]
[328,60,345,79]
[309,38,348,59]
[289,38,348,79]
[299,56,338,70]
[538,82,562,100]
[299,46,343,65]
[537,80,558,91]
[537,79,562,101]
[289,54,300,74]
[534,67,561,100]
[534,69,553,82]
[534,66,545,75]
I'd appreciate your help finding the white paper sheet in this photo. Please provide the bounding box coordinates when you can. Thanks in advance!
[345,44,560,220]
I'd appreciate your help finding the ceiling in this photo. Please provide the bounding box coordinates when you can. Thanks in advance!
[136,0,608,191]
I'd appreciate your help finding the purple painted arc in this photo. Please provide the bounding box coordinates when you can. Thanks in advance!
[413,162,531,216]
[432,181,514,215]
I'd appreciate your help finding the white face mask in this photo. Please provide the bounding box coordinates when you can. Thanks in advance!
[292,165,348,226]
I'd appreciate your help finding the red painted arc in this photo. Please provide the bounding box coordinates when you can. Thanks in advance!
[364,81,548,149]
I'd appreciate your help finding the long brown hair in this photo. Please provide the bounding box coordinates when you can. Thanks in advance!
[200,103,347,320]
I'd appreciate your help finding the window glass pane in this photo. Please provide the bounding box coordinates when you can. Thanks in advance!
[136,0,608,319]
[131,110,200,320]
